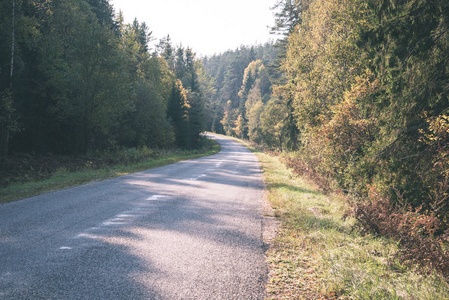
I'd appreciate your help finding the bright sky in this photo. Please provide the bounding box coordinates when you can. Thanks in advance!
[110,0,278,57]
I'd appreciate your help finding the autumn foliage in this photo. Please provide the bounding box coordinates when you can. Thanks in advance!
[274,0,449,277]
[354,186,449,277]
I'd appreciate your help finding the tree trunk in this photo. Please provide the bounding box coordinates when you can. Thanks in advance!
[2,0,16,160]
[10,0,15,84]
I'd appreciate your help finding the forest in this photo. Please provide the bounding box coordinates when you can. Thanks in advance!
[1,0,449,281]
[203,0,449,276]
[0,0,210,160]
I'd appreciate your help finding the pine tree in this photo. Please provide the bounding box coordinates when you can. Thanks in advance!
[157,35,175,70]
[167,80,190,148]
[269,0,306,150]
[270,0,305,36]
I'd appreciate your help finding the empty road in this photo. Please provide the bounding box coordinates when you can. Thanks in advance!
[0,134,268,299]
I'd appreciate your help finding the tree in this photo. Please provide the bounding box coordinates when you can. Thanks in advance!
[269,0,308,150]
[86,0,118,32]
[202,44,277,135]
[167,80,190,148]
[186,61,206,147]
[117,21,174,149]
[270,0,305,37]
[0,0,16,159]
[0,0,55,156]
[235,60,274,140]
[132,19,152,54]
[220,100,237,136]
[157,35,175,70]
[0,90,17,159]
[353,0,449,206]
[260,97,288,149]
[0,0,209,160]
[10,0,138,154]
[170,47,206,147]
[247,99,264,144]
[10,0,15,87]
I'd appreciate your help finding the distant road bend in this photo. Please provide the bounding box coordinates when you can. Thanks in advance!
[0,134,269,299]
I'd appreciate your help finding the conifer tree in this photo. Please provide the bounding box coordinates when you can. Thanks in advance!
[157,35,175,70]
[270,0,306,150]
[167,80,190,148]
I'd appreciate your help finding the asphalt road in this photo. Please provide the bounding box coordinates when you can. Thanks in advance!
[0,134,268,299]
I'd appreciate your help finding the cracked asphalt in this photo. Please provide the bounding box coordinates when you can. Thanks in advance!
[0,134,268,299]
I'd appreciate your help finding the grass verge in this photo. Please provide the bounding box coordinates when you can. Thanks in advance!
[0,139,220,204]
[239,140,449,299]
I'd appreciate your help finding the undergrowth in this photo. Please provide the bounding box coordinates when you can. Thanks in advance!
[0,137,220,204]
[354,187,449,279]
[250,149,449,299]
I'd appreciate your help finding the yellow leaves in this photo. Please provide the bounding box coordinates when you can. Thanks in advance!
[321,98,374,154]
[344,70,380,102]
[282,0,366,135]
[232,114,245,139]
[220,106,236,137]
[420,111,449,145]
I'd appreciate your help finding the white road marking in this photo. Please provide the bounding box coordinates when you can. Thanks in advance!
[65,194,174,250]
[102,220,127,226]
[187,174,207,181]
[76,233,99,239]
[116,214,134,218]
[146,195,170,201]
[87,227,101,231]
[69,194,172,247]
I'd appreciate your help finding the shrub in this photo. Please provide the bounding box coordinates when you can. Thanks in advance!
[353,186,449,278]
[283,153,334,193]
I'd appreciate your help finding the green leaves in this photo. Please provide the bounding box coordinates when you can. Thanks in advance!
[0,0,209,156]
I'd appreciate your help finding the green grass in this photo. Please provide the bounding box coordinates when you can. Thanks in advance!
[0,139,220,204]
[237,139,449,299]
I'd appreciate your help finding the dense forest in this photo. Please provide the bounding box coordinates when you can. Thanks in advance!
[0,0,210,160]
[203,0,449,274]
[202,44,278,136]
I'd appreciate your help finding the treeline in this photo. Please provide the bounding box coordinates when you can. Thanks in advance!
[0,0,209,159]
[205,0,449,275]
[202,44,280,142]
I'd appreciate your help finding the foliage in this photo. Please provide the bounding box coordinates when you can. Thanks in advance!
[354,186,449,278]
[0,0,209,160]
[419,111,449,223]
[167,79,190,148]
[251,147,449,299]
[270,0,305,37]
[202,44,278,135]
[0,89,18,159]
[259,97,288,149]
[270,0,449,278]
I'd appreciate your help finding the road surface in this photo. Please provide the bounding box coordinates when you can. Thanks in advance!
[0,134,268,299]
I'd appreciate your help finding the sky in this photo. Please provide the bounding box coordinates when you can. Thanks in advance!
[110,0,278,57]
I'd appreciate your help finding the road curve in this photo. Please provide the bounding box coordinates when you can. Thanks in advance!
[0,134,268,299]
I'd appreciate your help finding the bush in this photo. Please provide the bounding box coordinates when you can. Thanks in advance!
[283,153,334,193]
[353,186,449,278]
